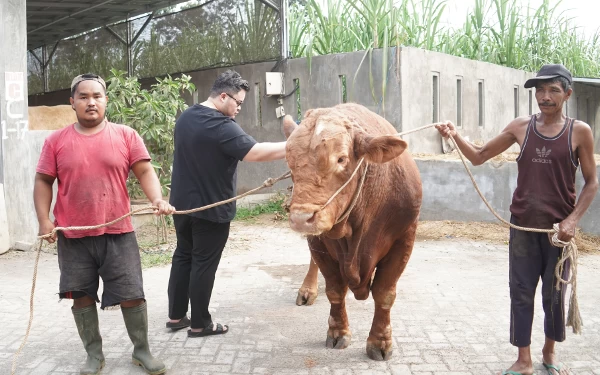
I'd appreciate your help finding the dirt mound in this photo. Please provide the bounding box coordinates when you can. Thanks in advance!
[417,220,600,253]
[29,216,599,256]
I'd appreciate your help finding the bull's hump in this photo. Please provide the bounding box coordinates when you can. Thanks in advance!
[333,105,396,135]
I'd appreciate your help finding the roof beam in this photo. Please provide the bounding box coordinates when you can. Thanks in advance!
[27,1,137,11]
[28,0,117,34]
[26,0,200,50]
[257,0,280,12]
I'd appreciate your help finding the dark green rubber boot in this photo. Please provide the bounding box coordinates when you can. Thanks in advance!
[121,302,166,375]
[72,304,105,375]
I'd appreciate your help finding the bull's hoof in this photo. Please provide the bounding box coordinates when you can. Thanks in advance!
[326,332,351,349]
[366,340,393,361]
[295,288,318,306]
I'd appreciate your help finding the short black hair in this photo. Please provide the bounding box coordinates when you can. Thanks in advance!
[209,70,250,98]
[535,76,572,92]
[71,73,107,98]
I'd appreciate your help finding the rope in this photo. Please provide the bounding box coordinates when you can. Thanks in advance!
[11,170,292,375]
[319,123,439,224]
[446,135,581,334]
[12,122,583,373]
[10,240,42,375]
[335,163,369,225]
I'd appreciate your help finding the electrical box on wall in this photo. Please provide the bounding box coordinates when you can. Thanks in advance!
[265,72,285,96]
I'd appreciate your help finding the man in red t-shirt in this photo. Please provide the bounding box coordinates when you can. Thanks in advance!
[34,73,174,375]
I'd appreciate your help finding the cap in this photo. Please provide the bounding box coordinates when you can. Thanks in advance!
[524,64,572,88]
[70,73,106,91]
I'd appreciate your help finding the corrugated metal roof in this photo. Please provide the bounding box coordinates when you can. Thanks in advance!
[26,0,191,50]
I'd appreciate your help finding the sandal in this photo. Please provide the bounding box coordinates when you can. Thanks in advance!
[543,362,567,375]
[187,323,229,337]
[165,316,190,331]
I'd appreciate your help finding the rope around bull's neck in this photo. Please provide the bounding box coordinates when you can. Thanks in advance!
[12,122,582,374]
[319,123,443,224]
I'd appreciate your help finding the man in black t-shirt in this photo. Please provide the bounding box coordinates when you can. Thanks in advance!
[166,70,294,337]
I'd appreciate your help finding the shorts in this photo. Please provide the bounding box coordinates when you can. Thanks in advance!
[57,231,145,309]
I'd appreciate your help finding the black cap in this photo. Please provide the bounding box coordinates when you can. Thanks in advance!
[524,64,572,88]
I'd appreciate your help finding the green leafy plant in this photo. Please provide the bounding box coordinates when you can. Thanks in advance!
[106,68,195,199]
[290,0,600,79]
[234,192,288,221]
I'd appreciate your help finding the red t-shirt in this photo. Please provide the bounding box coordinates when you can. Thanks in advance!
[36,121,151,238]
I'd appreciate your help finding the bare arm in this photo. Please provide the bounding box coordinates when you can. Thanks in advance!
[34,172,57,242]
[131,160,175,215]
[557,122,599,241]
[435,118,525,165]
[243,141,287,162]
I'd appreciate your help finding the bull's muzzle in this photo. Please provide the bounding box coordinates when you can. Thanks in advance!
[289,209,318,234]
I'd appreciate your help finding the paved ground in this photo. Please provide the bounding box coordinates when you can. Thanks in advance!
[1,222,599,375]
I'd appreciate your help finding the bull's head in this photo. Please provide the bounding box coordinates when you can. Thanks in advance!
[285,108,407,236]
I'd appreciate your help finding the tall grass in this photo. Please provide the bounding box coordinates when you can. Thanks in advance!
[290,0,600,77]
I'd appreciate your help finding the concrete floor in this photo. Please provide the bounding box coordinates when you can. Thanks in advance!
[1,222,599,375]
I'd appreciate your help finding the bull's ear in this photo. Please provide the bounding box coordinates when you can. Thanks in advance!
[354,133,407,163]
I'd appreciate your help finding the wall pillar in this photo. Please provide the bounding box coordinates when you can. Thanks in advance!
[1,0,35,252]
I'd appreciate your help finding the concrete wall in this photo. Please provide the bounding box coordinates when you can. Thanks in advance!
[417,159,600,236]
[184,49,405,193]
[570,82,600,151]
[1,0,30,253]
[9,47,600,249]
[399,48,541,153]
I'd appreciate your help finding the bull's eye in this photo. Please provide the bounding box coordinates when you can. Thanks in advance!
[338,156,346,164]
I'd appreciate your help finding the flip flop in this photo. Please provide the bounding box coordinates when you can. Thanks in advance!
[502,371,528,375]
[543,362,565,375]
[187,323,229,338]
[165,316,190,331]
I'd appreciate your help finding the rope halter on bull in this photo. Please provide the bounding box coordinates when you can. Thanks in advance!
[319,157,369,225]
[319,123,453,224]
[316,122,582,334]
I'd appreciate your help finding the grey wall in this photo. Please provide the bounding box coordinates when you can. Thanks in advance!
[9,47,600,249]
[184,49,405,193]
[570,83,600,151]
[417,159,600,236]
[399,48,542,153]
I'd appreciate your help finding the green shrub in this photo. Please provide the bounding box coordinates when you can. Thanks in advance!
[234,193,288,221]
[106,69,195,198]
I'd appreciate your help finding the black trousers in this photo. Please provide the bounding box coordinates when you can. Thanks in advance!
[509,216,570,347]
[168,215,230,329]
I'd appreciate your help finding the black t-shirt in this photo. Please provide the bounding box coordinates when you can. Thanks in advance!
[170,104,257,222]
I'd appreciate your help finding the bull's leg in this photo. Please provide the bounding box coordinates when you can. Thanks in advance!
[366,224,417,361]
[308,237,351,349]
[296,255,319,306]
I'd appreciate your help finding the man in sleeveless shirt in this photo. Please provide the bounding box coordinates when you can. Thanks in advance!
[435,64,598,375]
[34,74,174,375]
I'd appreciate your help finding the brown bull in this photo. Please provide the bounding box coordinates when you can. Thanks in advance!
[28,105,77,130]
[284,103,422,360]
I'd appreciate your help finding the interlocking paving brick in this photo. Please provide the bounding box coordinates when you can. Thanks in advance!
[1,224,599,374]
